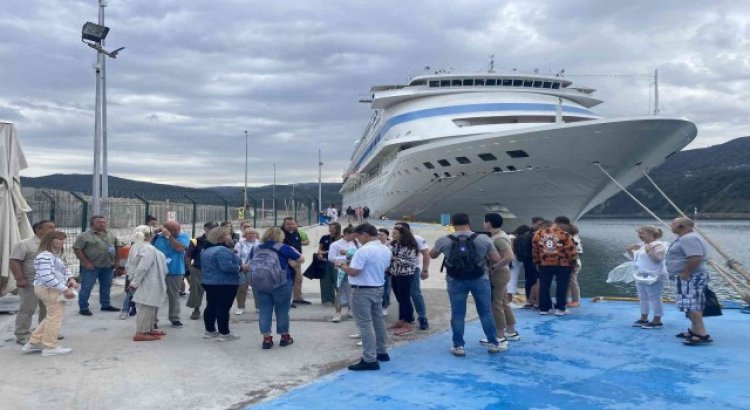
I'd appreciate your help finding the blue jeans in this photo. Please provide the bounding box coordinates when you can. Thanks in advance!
[382,274,391,309]
[78,266,114,310]
[446,277,497,347]
[257,282,292,335]
[411,268,426,319]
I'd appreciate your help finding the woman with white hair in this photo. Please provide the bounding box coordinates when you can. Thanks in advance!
[127,225,168,342]
[234,227,260,315]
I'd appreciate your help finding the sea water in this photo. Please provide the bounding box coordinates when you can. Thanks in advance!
[577,219,749,299]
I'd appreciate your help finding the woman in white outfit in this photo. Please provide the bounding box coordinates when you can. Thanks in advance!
[127,225,168,341]
[626,225,668,329]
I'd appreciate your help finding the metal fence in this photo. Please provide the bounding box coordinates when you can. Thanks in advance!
[21,187,319,273]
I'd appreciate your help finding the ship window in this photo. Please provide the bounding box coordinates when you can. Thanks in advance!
[410,80,426,86]
[463,79,474,86]
[532,81,543,88]
[552,82,561,89]
[485,79,497,86]
[429,80,439,87]
[455,156,471,164]
[506,150,530,158]
[404,169,410,174]
[423,161,435,169]
[507,165,517,171]
[543,81,553,89]
[414,167,421,172]
[523,80,533,87]
[503,79,513,86]
[433,173,440,178]
[493,167,502,172]
[512,79,523,86]
[444,172,452,177]
[475,79,485,86]
[452,79,462,86]
[478,153,497,161]
[440,79,451,87]
[437,159,451,167]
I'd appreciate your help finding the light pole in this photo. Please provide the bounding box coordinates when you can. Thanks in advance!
[81,4,124,215]
[318,148,323,216]
[243,130,248,214]
[272,163,277,226]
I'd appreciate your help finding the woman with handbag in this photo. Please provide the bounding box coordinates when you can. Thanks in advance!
[387,226,419,336]
[626,225,668,329]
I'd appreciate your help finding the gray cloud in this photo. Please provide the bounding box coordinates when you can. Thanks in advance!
[2,0,749,187]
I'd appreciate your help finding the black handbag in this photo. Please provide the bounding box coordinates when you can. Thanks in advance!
[303,258,328,280]
[703,287,723,317]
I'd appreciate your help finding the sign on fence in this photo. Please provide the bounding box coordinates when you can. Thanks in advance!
[167,211,176,221]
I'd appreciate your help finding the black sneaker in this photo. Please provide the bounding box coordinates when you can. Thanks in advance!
[290,303,297,308]
[293,299,312,305]
[641,322,663,329]
[262,337,274,350]
[418,317,429,330]
[128,306,137,316]
[280,334,294,347]
[101,306,120,312]
[348,359,380,371]
[376,353,391,362]
[79,309,93,316]
[171,321,184,328]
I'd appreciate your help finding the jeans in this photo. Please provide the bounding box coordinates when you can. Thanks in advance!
[411,267,427,320]
[446,277,497,347]
[203,284,239,335]
[121,276,135,312]
[391,275,415,323]
[351,286,388,363]
[538,266,573,312]
[78,266,114,310]
[382,274,391,309]
[257,282,292,335]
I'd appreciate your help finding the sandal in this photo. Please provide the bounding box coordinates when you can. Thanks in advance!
[675,329,695,338]
[683,334,713,345]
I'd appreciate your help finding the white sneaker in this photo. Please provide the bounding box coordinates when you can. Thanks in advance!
[217,333,241,342]
[554,309,567,316]
[356,341,362,347]
[119,311,128,320]
[42,346,72,357]
[505,331,521,341]
[345,310,353,319]
[539,310,550,315]
[331,313,342,322]
[235,309,245,315]
[349,333,361,339]
[450,346,466,356]
[203,331,219,339]
[382,308,388,316]
[21,342,43,353]
[478,338,489,345]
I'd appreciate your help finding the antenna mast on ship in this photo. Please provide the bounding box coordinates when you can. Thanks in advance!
[488,53,495,73]
[653,69,660,116]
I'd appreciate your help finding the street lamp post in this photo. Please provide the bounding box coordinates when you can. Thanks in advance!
[272,163,277,226]
[318,148,323,217]
[243,130,248,214]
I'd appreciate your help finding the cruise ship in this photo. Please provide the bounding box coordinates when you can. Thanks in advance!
[340,70,697,228]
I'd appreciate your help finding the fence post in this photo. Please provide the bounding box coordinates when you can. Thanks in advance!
[273,196,277,227]
[40,190,56,222]
[248,195,258,228]
[134,194,150,223]
[216,194,229,222]
[184,195,197,238]
[302,193,314,226]
[69,191,89,231]
[292,196,299,222]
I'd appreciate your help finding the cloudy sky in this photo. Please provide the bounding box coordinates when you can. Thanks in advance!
[2,0,748,187]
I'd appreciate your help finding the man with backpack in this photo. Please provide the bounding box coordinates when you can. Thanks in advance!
[430,213,503,356]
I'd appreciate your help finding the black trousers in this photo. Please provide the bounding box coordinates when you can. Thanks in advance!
[522,260,539,300]
[203,284,239,335]
[391,274,415,323]
[538,266,572,312]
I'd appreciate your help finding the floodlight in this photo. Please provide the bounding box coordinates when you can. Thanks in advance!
[82,22,109,43]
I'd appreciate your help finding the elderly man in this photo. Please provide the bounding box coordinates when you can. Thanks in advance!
[666,217,713,345]
[10,220,57,344]
[153,221,191,328]
[75,215,122,316]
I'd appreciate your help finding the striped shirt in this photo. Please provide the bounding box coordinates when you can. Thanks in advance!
[34,251,73,291]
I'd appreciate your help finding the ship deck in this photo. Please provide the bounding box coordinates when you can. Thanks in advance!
[252,300,750,409]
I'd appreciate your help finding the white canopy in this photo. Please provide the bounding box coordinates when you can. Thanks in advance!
[0,123,33,296]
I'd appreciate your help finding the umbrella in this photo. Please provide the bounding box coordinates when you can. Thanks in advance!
[0,122,33,296]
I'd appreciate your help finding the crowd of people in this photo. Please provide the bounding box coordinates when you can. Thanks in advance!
[9,208,712,364]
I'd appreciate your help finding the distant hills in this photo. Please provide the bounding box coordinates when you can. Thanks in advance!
[21,137,750,217]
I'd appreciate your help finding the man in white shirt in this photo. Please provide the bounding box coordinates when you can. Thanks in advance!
[395,221,431,330]
[339,223,391,370]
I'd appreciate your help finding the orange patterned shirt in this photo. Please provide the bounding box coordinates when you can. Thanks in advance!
[531,226,578,267]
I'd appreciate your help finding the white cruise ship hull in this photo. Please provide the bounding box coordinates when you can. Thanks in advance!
[343,116,696,229]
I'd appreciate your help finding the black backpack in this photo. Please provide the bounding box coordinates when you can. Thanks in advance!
[444,233,486,280]
[513,232,533,263]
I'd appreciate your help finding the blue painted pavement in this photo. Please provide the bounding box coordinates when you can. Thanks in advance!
[251,300,750,409]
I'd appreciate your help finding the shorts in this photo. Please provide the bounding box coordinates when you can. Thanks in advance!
[675,271,709,312]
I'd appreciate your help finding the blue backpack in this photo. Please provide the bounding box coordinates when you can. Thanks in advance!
[248,243,286,292]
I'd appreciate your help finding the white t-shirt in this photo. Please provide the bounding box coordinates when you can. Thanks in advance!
[414,234,429,270]
[348,240,391,286]
[328,239,356,264]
